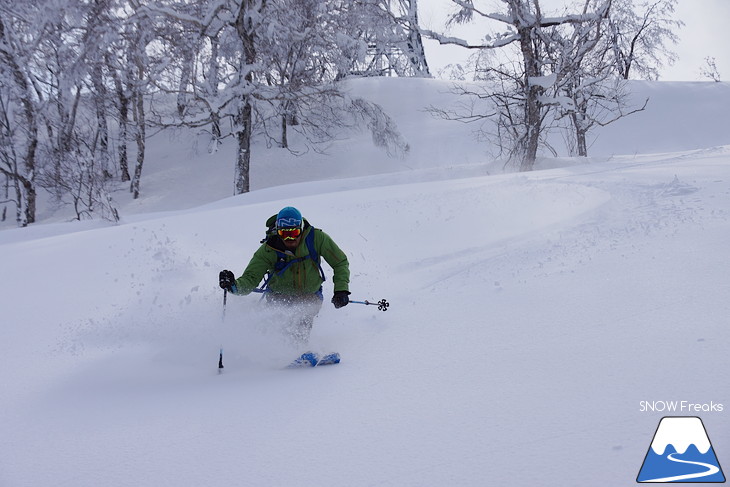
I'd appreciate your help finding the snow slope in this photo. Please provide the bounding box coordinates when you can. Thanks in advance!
[1,78,730,486]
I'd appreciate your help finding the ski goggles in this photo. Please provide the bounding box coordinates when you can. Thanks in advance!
[277,227,302,240]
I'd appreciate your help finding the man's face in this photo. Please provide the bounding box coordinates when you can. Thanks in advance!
[283,234,301,250]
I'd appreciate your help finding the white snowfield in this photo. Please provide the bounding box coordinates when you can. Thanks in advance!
[651,417,711,455]
[1,78,729,487]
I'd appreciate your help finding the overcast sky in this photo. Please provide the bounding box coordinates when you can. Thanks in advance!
[663,0,730,81]
[419,0,730,82]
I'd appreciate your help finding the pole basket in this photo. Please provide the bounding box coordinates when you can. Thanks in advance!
[352,298,390,311]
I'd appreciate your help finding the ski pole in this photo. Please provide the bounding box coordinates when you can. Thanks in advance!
[218,290,226,373]
[350,298,389,311]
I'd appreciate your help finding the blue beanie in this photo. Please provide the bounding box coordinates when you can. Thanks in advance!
[276,206,303,229]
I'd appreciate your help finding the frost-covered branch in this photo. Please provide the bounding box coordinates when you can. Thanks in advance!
[421,29,520,49]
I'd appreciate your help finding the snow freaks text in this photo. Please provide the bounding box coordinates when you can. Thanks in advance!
[639,401,724,413]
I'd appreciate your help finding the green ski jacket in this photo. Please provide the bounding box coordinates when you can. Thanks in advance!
[233,219,349,296]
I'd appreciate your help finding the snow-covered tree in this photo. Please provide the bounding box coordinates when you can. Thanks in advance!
[351,0,430,77]
[0,4,41,226]
[1,0,412,223]
[542,0,647,157]
[30,0,122,216]
[700,56,721,82]
[145,0,409,195]
[606,0,683,80]
[0,0,128,224]
[425,0,611,170]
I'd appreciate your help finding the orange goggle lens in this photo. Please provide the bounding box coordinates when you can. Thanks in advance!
[277,227,301,240]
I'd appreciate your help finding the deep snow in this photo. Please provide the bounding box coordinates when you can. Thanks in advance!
[1,78,729,486]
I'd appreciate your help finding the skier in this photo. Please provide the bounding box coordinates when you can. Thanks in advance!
[219,206,350,344]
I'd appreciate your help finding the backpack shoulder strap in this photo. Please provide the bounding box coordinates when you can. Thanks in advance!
[305,227,326,282]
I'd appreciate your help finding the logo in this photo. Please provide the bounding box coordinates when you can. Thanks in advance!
[637,416,725,483]
[639,401,724,413]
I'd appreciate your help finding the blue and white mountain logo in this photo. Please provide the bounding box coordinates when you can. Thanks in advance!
[637,416,725,483]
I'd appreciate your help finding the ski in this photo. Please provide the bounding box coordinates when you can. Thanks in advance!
[317,352,341,366]
[287,352,341,368]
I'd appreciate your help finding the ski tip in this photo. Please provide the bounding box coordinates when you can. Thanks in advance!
[287,352,319,368]
[317,352,341,366]
[286,352,341,369]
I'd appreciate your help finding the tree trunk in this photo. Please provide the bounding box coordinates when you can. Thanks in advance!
[235,100,252,194]
[118,93,131,182]
[91,65,112,178]
[177,35,196,117]
[0,18,37,225]
[20,171,36,225]
[130,28,146,200]
[575,125,588,157]
[110,66,131,182]
[232,0,263,194]
[280,112,288,149]
[518,26,541,172]
[404,0,430,77]
[571,108,589,157]
[207,36,222,143]
[130,91,145,199]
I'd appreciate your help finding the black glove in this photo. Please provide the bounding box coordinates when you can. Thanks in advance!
[331,290,350,309]
[219,270,236,292]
